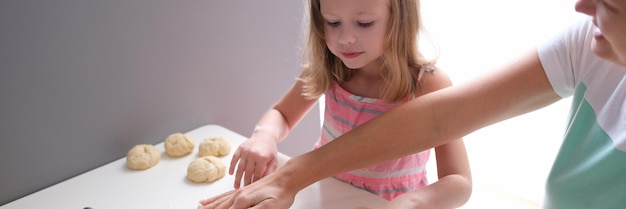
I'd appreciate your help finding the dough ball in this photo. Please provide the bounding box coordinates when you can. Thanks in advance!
[164,132,195,157]
[198,136,231,157]
[187,156,226,183]
[126,144,160,170]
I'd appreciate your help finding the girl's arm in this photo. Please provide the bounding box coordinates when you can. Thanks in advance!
[229,69,319,188]
[383,139,471,209]
[248,71,319,142]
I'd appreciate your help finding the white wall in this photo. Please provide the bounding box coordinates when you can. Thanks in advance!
[419,0,584,207]
[0,0,319,205]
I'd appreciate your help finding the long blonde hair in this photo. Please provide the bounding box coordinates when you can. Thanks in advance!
[299,0,434,103]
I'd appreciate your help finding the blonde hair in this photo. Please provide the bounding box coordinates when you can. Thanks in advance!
[300,0,434,103]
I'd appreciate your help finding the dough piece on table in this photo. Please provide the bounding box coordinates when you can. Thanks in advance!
[126,144,160,170]
[164,132,195,157]
[198,136,231,157]
[187,156,226,183]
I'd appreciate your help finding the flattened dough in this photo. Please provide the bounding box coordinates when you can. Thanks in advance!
[198,136,231,157]
[126,144,160,170]
[164,132,195,157]
[187,156,226,183]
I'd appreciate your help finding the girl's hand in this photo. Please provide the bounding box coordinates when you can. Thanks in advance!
[229,132,279,189]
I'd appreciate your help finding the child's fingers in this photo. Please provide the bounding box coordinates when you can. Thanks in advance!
[243,160,256,186]
[254,162,266,183]
[233,158,248,189]
[229,150,241,175]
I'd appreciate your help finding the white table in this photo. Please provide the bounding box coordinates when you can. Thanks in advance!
[1,124,387,209]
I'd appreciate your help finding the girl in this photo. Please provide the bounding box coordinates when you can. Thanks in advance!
[207,0,471,207]
[202,0,626,208]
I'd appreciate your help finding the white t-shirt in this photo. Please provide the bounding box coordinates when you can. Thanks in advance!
[538,17,626,208]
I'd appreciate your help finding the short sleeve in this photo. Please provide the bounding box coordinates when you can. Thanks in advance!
[537,17,595,98]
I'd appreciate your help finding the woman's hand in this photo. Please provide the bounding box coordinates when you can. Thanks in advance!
[198,178,296,209]
[377,193,422,209]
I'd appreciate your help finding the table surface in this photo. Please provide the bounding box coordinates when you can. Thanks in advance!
[1,124,388,209]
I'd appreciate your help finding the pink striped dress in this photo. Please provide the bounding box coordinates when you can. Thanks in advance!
[313,82,431,200]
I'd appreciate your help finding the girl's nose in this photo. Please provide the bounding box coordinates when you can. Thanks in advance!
[574,0,596,16]
[338,28,356,45]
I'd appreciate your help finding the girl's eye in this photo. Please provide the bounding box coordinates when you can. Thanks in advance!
[327,21,340,27]
[358,22,374,27]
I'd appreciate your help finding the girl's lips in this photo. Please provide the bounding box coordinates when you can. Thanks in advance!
[594,26,604,39]
[341,52,363,59]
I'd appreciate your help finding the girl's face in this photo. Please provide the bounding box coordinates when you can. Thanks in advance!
[576,0,626,66]
[320,0,389,70]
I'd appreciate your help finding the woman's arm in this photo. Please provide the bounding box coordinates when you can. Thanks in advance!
[201,49,562,209]
[375,65,473,209]
[299,49,561,186]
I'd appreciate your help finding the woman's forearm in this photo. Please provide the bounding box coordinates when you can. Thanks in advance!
[280,50,560,191]
[401,174,473,209]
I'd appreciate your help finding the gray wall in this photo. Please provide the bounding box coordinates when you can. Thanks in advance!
[0,0,320,205]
